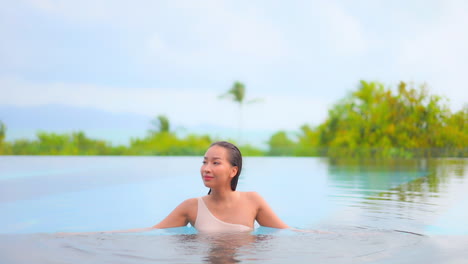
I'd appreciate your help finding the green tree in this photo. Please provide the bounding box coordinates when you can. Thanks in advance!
[295,125,321,156]
[0,121,5,141]
[36,132,71,155]
[6,131,116,155]
[312,80,467,158]
[129,116,216,155]
[149,115,170,135]
[0,121,6,154]
[11,139,37,155]
[70,131,115,155]
[267,131,296,156]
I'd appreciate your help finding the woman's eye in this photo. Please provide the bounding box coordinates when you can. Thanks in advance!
[202,161,207,164]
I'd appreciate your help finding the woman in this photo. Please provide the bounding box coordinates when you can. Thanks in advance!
[63,141,288,235]
[151,141,289,232]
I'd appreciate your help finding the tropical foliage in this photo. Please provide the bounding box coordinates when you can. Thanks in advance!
[268,81,467,158]
[149,115,170,135]
[0,121,6,154]
[1,81,466,157]
[0,115,263,156]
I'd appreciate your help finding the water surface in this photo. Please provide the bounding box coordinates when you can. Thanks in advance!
[0,156,467,263]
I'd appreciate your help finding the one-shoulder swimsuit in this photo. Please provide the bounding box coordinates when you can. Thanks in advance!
[194,197,253,233]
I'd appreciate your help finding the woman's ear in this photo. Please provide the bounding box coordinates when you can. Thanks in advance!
[230,166,238,178]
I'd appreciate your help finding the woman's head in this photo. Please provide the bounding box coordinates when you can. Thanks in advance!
[201,141,243,194]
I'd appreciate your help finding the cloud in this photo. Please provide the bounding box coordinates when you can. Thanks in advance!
[142,2,289,71]
[396,0,468,110]
[316,1,367,56]
[23,0,289,65]
[23,0,139,25]
[24,0,289,63]
[5,0,466,131]
[242,94,331,130]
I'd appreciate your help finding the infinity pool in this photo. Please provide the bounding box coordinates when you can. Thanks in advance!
[1,156,467,263]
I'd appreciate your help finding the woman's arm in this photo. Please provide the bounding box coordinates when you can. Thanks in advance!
[151,198,194,229]
[251,192,289,229]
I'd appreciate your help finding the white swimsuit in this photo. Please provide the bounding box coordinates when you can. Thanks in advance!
[194,197,253,233]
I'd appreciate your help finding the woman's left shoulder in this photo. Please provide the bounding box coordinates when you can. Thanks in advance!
[241,191,263,201]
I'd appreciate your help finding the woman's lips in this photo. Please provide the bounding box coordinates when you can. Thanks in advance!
[203,176,214,180]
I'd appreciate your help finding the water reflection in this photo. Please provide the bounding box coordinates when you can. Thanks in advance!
[325,158,468,232]
[327,158,466,200]
[0,228,431,264]
[370,159,465,202]
[176,232,268,264]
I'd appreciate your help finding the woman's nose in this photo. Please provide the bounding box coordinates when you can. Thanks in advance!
[202,164,211,172]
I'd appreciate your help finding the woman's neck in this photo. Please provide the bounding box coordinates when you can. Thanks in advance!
[209,189,239,203]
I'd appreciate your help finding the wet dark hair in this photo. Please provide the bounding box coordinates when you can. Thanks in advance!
[207,141,242,195]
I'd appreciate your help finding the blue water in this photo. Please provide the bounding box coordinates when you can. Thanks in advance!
[0,156,467,263]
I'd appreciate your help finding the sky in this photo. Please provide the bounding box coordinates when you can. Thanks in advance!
[1,0,467,146]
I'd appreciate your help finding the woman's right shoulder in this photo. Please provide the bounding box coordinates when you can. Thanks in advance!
[175,198,199,218]
[180,197,199,207]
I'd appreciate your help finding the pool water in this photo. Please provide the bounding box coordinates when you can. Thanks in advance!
[1,156,467,263]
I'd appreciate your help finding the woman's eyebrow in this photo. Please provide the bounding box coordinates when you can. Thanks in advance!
[204,156,222,160]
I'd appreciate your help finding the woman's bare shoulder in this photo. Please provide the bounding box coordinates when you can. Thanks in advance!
[242,191,264,202]
[181,197,198,207]
[175,198,198,218]
[171,197,198,212]
[242,191,262,196]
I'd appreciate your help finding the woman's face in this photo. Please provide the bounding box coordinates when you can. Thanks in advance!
[201,145,237,189]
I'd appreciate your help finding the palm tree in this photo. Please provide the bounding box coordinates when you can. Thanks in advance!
[0,121,6,153]
[149,115,170,135]
[0,121,5,142]
[219,81,262,143]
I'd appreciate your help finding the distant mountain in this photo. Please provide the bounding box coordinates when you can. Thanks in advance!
[0,104,272,147]
[0,104,152,145]
[0,104,151,130]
